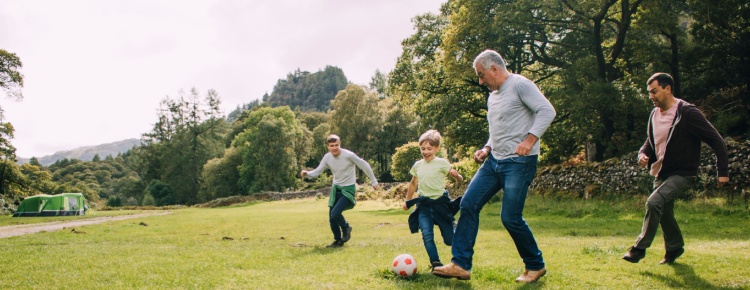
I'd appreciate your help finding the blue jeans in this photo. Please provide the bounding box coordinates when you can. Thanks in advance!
[418,191,455,263]
[451,154,544,271]
[329,190,352,241]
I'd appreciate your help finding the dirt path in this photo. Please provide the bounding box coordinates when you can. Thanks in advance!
[0,212,173,239]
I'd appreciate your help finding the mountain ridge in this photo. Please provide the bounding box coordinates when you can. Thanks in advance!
[16,138,143,166]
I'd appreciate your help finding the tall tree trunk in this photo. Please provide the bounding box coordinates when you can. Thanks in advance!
[667,32,681,98]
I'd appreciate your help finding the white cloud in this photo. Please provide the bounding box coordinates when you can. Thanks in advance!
[0,0,443,158]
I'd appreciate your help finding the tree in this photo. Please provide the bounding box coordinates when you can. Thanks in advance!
[199,146,242,201]
[329,84,383,162]
[20,163,56,196]
[390,0,657,163]
[373,98,418,180]
[390,142,422,182]
[369,69,388,98]
[139,88,229,205]
[389,9,489,153]
[0,49,23,100]
[682,0,750,136]
[233,106,312,193]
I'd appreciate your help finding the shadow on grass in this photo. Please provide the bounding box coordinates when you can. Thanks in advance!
[365,208,408,216]
[299,245,350,256]
[642,263,743,289]
[374,268,475,289]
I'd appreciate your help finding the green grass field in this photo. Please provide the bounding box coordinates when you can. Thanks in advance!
[1,195,748,289]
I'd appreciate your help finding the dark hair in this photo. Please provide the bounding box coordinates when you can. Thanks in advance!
[326,134,340,144]
[647,72,674,89]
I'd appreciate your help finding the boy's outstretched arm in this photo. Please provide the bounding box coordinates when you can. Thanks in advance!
[402,176,418,210]
[449,168,463,183]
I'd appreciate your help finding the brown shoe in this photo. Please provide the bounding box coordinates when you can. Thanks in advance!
[659,248,684,265]
[623,246,646,263]
[432,262,471,280]
[515,268,546,283]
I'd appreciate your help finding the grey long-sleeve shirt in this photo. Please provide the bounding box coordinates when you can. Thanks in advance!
[484,74,556,159]
[305,149,378,187]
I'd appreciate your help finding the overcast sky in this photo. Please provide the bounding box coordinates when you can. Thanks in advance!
[0,0,443,158]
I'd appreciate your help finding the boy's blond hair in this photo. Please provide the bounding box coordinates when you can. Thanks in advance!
[419,129,442,147]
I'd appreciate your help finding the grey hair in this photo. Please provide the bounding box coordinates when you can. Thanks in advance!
[473,49,506,71]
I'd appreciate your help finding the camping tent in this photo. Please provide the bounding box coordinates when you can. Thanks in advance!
[13,193,87,217]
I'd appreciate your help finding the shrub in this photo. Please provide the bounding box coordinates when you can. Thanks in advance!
[390,142,422,181]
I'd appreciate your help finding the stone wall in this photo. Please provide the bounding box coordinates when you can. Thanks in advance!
[531,138,750,198]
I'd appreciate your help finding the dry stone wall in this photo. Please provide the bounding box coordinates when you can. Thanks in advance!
[531,138,750,197]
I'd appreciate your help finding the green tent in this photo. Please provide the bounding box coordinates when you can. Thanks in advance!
[13,193,87,217]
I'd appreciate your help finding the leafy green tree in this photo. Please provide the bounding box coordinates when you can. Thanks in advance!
[298,111,328,132]
[390,142,422,182]
[199,146,242,201]
[106,195,122,207]
[389,10,488,153]
[0,49,23,100]
[142,192,156,206]
[329,84,382,161]
[147,180,174,206]
[390,0,659,162]
[307,122,331,168]
[369,69,388,98]
[139,88,229,205]
[682,0,750,136]
[0,159,27,202]
[20,163,56,195]
[227,99,261,124]
[234,106,312,193]
[373,98,418,181]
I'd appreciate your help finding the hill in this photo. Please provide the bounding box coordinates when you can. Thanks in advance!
[16,138,142,166]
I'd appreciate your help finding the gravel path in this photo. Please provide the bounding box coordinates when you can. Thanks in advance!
[0,212,173,239]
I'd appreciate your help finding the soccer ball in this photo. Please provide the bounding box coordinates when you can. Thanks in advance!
[392,254,418,277]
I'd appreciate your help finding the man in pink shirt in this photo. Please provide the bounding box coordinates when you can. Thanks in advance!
[623,73,729,264]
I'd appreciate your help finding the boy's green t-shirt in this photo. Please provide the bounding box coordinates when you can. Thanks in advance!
[409,157,451,199]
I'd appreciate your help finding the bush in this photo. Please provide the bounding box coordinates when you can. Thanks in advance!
[142,193,156,206]
[106,195,123,207]
[390,142,422,181]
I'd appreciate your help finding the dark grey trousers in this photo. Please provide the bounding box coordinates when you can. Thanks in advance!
[634,175,695,251]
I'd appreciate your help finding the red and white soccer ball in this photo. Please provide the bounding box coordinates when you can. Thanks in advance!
[392,254,418,277]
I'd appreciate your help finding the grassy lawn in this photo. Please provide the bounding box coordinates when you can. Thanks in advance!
[1,195,748,289]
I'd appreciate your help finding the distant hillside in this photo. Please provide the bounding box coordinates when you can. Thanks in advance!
[262,66,348,112]
[17,138,143,166]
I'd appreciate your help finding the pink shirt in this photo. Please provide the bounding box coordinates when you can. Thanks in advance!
[649,101,679,176]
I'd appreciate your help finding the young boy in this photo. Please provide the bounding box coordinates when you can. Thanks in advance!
[301,134,379,248]
[402,129,463,270]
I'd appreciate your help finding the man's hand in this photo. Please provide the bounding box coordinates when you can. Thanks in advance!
[515,134,538,156]
[474,147,489,163]
[717,177,729,188]
[300,170,308,178]
[638,154,649,168]
[372,184,380,190]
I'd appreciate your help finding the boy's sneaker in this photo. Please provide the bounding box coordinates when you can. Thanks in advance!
[326,240,343,248]
[430,261,444,272]
[342,225,352,243]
